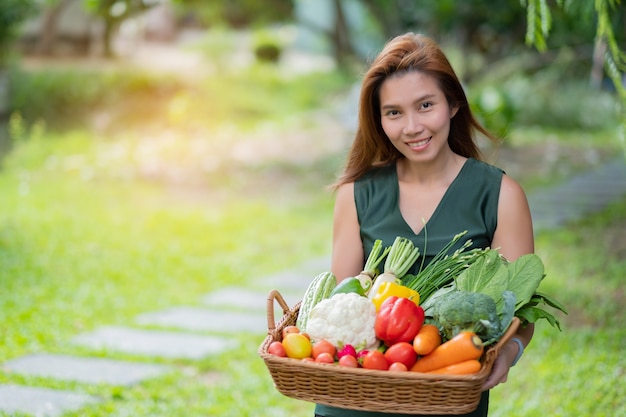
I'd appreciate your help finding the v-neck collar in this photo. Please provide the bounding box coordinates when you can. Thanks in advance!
[393,158,473,236]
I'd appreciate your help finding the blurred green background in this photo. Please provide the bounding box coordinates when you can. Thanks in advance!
[0,1,624,416]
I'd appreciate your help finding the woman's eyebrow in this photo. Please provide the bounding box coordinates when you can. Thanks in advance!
[380,93,437,110]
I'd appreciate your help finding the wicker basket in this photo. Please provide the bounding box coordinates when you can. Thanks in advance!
[258,289,520,415]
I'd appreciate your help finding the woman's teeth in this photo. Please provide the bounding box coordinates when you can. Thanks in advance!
[409,138,431,148]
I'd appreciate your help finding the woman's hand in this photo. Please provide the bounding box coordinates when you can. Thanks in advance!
[481,339,520,391]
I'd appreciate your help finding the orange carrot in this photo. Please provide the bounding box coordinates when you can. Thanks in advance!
[412,324,442,356]
[410,331,484,373]
[426,359,482,375]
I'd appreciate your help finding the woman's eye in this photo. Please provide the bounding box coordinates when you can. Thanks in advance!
[385,109,400,117]
[421,102,432,109]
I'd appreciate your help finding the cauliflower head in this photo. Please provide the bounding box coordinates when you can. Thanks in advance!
[305,292,378,350]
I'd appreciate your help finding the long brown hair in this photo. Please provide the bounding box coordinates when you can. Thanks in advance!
[332,33,497,189]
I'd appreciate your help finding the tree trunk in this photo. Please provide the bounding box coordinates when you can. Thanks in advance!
[590,36,607,90]
[331,0,354,67]
[103,18,115,58]
[36,0,73,56]
[0,69,9,118]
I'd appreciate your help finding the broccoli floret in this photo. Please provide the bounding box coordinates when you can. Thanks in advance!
[433,290,501,342]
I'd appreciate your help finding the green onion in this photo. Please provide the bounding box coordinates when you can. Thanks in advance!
[354,239,391,294]
[362,239,391,276]
[382,236,420,279]
[402,230,488,303]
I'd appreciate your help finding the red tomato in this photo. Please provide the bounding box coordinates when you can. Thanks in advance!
[282,325,300,339]
[282,333,312,359]
[384,342,418,369]
[389,362,408,372]
[268,341,286,357]
[361,350,389,370]
[338,355,359,368]
[312,339,336,359]
[315,352,335,364]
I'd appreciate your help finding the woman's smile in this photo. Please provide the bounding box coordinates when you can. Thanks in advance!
[407,137,432,150]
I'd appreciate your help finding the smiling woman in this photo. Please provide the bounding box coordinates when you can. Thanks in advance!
[319,32,536,417]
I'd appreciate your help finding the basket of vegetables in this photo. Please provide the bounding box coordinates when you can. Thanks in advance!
[258,233,567,415]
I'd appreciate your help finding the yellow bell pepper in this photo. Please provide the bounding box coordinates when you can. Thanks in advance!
[371,281,420,311]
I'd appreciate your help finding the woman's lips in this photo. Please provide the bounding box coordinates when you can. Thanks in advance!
[407,137,432,149]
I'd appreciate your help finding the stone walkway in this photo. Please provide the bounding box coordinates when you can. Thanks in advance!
[1,158,624,416]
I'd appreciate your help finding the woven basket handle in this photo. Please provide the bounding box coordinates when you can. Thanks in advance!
[491,316,521,357]
[266,289,291,337]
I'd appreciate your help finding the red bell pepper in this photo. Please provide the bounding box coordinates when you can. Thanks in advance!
[375,296,425,346]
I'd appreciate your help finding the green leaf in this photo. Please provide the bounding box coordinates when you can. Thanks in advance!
[533,291,568,314]
[499,290,516,330]
[524,0,550,51]
[456,249,508,306]
[516,306,562,331]
[507,254,545,309]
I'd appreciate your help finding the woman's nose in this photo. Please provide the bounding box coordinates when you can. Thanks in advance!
[402,113,423,135]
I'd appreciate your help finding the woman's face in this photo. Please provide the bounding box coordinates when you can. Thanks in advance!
[379,71,457,162]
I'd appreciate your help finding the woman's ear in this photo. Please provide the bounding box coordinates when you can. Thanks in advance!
[450,105,459,119]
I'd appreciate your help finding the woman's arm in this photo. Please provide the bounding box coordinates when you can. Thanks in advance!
[492,174,534,260]
[483,174,535,390]
[331,183,365,282]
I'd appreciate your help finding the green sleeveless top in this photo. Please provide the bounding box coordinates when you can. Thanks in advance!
[357,158,502,274]
[314,158,503,417]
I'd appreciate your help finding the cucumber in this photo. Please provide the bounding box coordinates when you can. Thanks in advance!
[296,271,336,331]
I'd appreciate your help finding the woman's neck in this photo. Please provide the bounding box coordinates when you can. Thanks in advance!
[397,151,466,186]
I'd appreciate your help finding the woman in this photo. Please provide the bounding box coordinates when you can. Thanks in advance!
[317,33,534,417]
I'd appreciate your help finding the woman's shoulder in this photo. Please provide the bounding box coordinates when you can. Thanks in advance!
[354,164,397,211]
[454,158,504,191]
[465,158,505,177]
[357,164,396,183]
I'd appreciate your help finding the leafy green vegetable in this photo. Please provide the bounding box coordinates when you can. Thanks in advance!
[500,290,517,332]
[506,254,546,310]
[455,249,509,313]
[516,292,568,330]
[533,291,568,312]
[454,248,567,329]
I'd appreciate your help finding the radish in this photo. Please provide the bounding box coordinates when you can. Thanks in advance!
[336,344,357,360]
